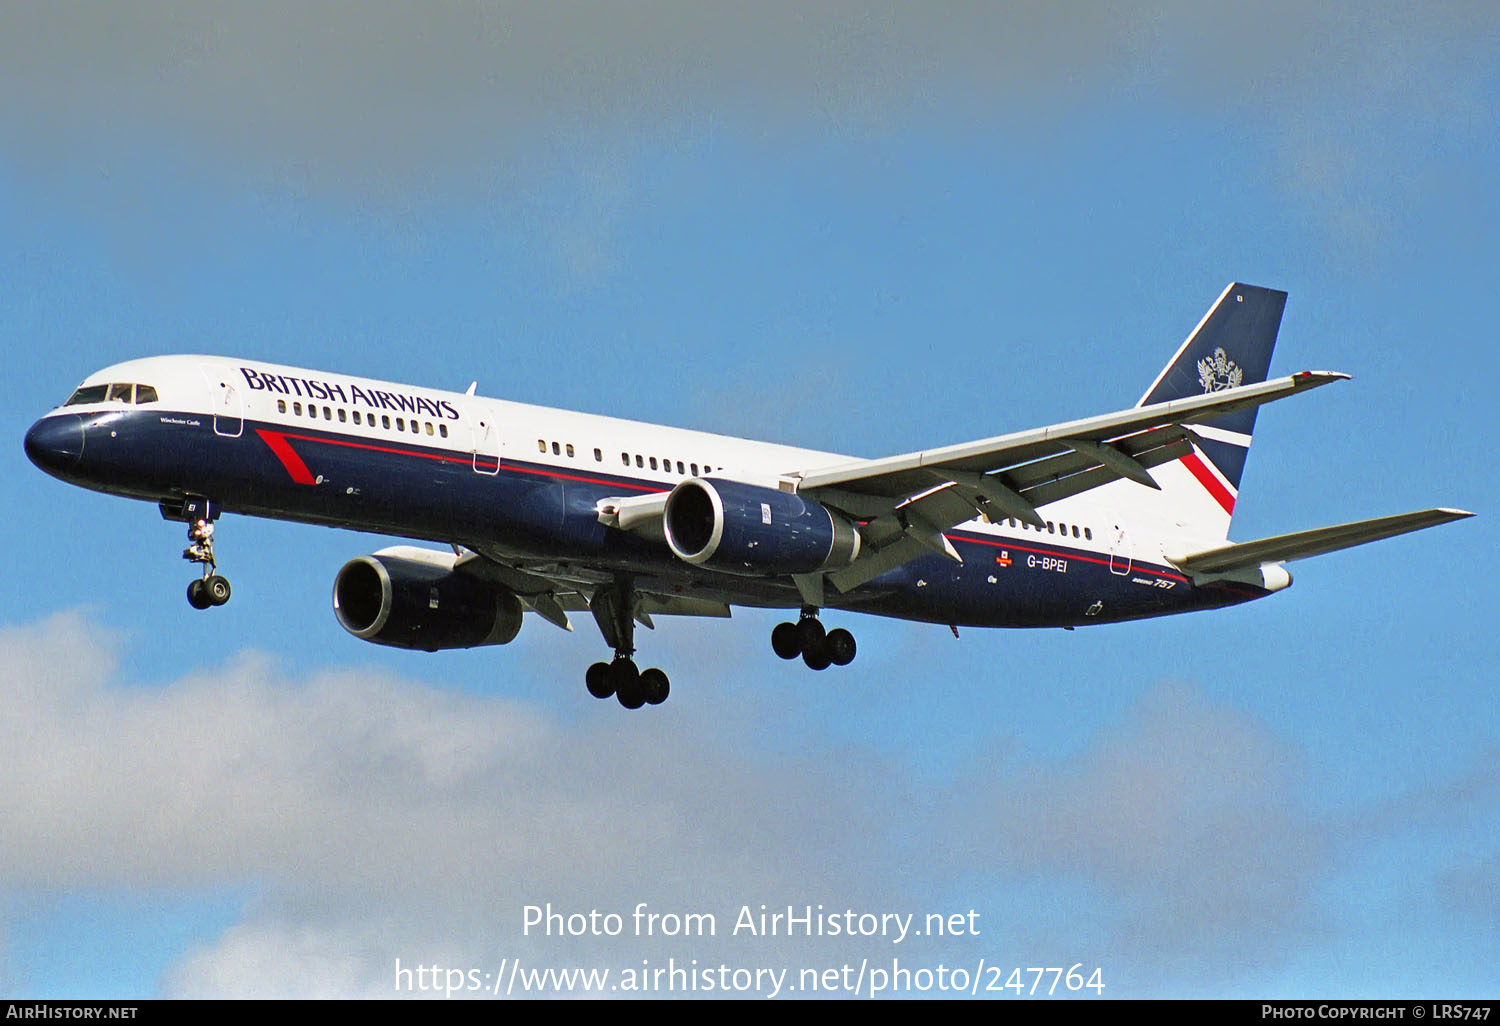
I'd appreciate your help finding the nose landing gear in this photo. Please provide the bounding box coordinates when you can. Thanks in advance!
[173,499,231,610]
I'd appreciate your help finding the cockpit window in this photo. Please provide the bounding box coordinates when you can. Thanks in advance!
[64,385,109,406]
[64,382,160,406]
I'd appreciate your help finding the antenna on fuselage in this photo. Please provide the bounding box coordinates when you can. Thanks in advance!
[465,382,477,396]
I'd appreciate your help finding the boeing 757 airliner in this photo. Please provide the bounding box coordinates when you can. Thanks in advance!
[24,285,1471,708]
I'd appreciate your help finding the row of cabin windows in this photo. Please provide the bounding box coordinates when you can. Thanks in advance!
[626,452,720,476]
[537,438,719,478]
[65,383,159,406]
[276,399,449,439]
[1004,517,1092,541]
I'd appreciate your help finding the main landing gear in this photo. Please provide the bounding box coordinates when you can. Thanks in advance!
[771,607,856,670]
[586,656,669,710]
[178,502,231,610]
[585,576,670,710]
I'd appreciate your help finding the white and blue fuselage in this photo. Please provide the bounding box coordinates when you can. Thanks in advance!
[24,354,1257,630]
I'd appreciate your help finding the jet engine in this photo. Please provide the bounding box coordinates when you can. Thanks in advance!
[663,478,861,576]
[333,552,523,651]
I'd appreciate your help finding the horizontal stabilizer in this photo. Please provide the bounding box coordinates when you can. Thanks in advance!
[1168,508,1474,575]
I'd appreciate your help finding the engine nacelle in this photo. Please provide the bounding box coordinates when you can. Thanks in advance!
[333,553,523,652]
[663,478,861,576]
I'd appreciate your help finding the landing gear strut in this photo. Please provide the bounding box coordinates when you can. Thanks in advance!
[585,576,671,709]
[179,501,231,610]
[772,607,856,670]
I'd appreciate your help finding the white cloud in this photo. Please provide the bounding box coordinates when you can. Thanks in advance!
[0,612,921,995]
[944,682,1329,975]
[3,612,1485,996]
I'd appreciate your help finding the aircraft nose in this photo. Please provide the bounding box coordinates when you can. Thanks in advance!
[24,414,84,475]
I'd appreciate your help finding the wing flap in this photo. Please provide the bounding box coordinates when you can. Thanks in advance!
[1003,428,1195,509]
[1168,508,1474,574]
[827,534,931,593]
[638,595,733,618]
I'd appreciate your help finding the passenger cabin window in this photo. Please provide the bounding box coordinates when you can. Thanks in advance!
[277,400,287,414]
[552,442,560,455]
[649,457,658,470]
[439,424,448,438]
[566,443,574,458]
[594,448,602,462]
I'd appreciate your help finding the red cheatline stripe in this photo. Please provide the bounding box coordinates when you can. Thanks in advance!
[953,531,1186,581]
[1180,451,1236,514]
[501,462,661,492]
[275,430,489,469]
[255,429,316,485]
[259,428,661,492]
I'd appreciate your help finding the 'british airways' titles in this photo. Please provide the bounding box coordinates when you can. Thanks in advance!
[240,367,460,420]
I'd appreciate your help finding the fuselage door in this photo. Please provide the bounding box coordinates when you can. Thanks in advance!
[1109,525,1132,576]
[199,365,244,438]
[470,411,500,475]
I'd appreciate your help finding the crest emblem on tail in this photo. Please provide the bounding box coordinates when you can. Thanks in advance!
[1197,347,1243,392]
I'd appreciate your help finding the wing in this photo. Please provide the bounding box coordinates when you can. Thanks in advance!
[387,545,731,634]
[789,371,1348,592]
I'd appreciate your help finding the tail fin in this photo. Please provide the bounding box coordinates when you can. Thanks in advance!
[1134,283,1287,541]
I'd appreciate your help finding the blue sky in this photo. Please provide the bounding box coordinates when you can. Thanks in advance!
[1,2,1496,999]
